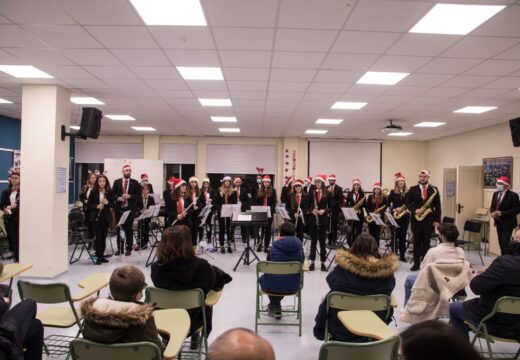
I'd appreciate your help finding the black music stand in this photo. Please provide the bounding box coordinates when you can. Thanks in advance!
[231,211,268,271]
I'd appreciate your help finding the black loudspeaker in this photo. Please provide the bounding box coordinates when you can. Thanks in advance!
[78,107,102,139]
[509,117,520,147]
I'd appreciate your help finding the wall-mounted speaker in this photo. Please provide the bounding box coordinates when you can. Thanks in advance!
[509,117,520,147]
[78,107,102,139]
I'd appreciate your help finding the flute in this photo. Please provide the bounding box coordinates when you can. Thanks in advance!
[314,192,320,231]
[171,202,194,226]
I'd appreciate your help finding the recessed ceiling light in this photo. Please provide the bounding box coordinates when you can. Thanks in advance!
[106,115,135,121]
[316,118,343,125]
[219,128,240,133]
[129,0,206,26]
[71,97,105,105]
[70,125,80,130]
[0,98,13,104]
[388,132,413,137]
[414,122,446,128]
[0,65,53,78]
[410,4,505,35]
[331,102,367,110]
[177,67,223,80]
[357,71,409,85]
[199,98,232,107]
[211,116,237,123]
[132,126,156,131]
[454,106,497,114]
[305,129,328,135]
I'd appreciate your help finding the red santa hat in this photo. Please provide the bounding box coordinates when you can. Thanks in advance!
[328,174,336,182]
[394,172,405,182]
[352,178,361,185]
[141,173,149,181]
[293,179,304,187]
[122,164,131,171]
[262,175,271,183]
[202,177,210,184]
[314,174,327,184]
[222,175,232,182]
[233,177,242,184]
[284,177,294,186]
[305,176,312,184]
[8,167,20,176]
[419,169,431,177]
[167,176,175,185]
[373,181,382,190]
[173,177,186,189]
[189,176,199,183]
[497,176,510,187]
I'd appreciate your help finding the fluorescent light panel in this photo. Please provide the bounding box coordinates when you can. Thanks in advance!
[132,126,156,131]
[388,132,413,137]
[305,129,328,135]
[454,106,497,114]
[414,122,446,128]
[0,65,53,78]
[106,115,135,121]
[70,125,80,130]
[130,0,206,26]
[331,102,367,110]
[199,98,232,107]
[211,116,237,123]
[177,67,223,80]
[357,71,409,85]
[71,97,104,105]
[316,118,343,125]
[0,98,13,104]
[410,4,505,35]
[219,128,240,133]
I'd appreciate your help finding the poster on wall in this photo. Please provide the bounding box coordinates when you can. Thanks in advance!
[483,156,513,188]
[12,150,20,168]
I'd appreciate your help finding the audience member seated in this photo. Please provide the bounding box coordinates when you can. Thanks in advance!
[81,266,162,350]
[401,320,481,360]
[151,225,217,349]
[449,228,520,340]
[259,222,304,319]
[404,223,467,305]
[206,327,275,360]
[313,233,398,342]
[0,262,44,360]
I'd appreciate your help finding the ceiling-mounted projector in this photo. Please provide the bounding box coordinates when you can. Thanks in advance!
[382,120,403,134]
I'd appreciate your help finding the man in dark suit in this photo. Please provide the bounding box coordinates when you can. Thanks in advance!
[113,164,141,256]
[405,170,441,271]
[327,174,343,246]
[490,176,520,255]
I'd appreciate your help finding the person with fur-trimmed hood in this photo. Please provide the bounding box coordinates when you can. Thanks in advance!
[313,233,398,342]
[81,266,162,351]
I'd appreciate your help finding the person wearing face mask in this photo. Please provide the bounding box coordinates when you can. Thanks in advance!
[405,170,441,271]
[490,176,520,255]
[139,173,154,194]
[1,168,20,261]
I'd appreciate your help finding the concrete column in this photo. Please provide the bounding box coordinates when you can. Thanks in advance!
[143,135,160,160]
[20,85,70,277]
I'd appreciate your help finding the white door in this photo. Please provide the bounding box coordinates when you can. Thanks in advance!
[455,165,483,231]
[443,168,456,220]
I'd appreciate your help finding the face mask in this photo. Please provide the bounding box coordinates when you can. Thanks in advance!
[497,184,505,192]
[257,179,261,184]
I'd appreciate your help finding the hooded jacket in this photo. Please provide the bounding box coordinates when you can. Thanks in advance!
[313,249,398,342]
[259,236,304,294]
[81,297,162,351]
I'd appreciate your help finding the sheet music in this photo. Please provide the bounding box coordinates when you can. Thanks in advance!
[117,210,131,227]
[251,205,271,219]
[237,214,252,222]
[221,204,241,218]
[277,207,291,220]
[342,207,360,221]
[151,204,161,217]
[135,207,154,221]
[152,194,160,204]
[369,212,385,226]
[385,212,399,228]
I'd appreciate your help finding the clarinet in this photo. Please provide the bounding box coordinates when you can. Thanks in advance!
[314,191,320,231]
[171,202,194,226]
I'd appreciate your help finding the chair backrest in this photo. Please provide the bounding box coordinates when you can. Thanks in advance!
[327,291,391,314]
[257,261,303,276]
[463,220,481,234]
[442,216,455,224]
[318,337,400,360]
[70,339,162,360]
[145,287,204,310]
[494,296,520,315]
[18,280,72,304]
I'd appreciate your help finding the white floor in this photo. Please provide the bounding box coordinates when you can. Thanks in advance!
[8,235,518,359]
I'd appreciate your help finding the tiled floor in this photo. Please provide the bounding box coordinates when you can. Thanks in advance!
[7,234,518,359]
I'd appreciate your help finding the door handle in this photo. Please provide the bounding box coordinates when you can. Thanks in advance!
[457,203,464,214]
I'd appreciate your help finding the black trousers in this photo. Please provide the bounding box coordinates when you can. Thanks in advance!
[349,218,364,246]
[411,218,434,266]
[190,214,201,245]
[93,218,109,259]
[368,221,381,242]
[218,216,232,246]
[394,215,410,257]
[262,218,273,248]
[5,219,19,261]
[295,218,305,242]
[116,209,135,251]
[203,211,213,241]
[2,299,44,360]
[496,221,514,255]
[138,219,150,247]
[309,216,327,262]
[328,208,339,244]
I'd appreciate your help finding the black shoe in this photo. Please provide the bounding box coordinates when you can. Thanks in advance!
[399,256,407,262]
[100,257,109,263]
[125,250,131,256]
[115,250,121,256]
[95,258,102,265]
[221,248,226,254]
[309,263,315,271]
[227,246,233,253]
[257,245,262,252]
[410,264,420,271]
[321,263,327,272]
[263,247,269,253]
[190,333,200,350]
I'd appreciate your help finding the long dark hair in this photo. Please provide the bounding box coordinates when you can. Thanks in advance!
[157,225,194,263]
[394,180,407,194]
[187,183,201,198]
[350,233,380,259]
[93,174,111,192]
[7,173,20,194]
[171,185,186,201]
[257,184,273,199]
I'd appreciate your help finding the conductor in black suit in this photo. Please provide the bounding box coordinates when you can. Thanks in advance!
[490,176,520,255]
[113,164,141,256]
[405,170,441,271]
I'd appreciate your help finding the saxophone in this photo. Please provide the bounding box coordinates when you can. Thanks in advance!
[366,202,387,223]
[393,205,410,220]
[352,196,365,215]
[415,187,438,221]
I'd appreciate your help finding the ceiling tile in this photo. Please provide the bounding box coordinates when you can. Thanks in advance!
[86,26,157,49]
[111,49,170,66]
[165,50,220,67]
[213,28,274,50]
[272,52,326,69]
[149,27,215,49]
[495,43,520,60]
[482,76,520,89]
[219,51,271,67]
[314,69,363,83]
[441,75,497,88]
[38,65,94,78]
[278,0,352,29]
[0,0,75,25]
[6,48,74,65]
[275,29,337,52]
[270,68,317,82]
[322,53,379,71]
[0,25,46,47]
[331,31,400,54]
[386,34,461,57]
[399,74,453,86]
[228,81,268,92]
[442,36,520,59]
[23,25,102,49]
[269,82,309,92]
[103,78,148,89]
[464,60,520,76]
[370,55,431,73]
[55,0,143,25]
[130,66,181,80]
[417,58,482,75]
[458,88,509,98]
[422,87,468,98]
[144,79,188,90]
[472,5,520,37]
[60,49,122,66]
[205,0,277,27]
[223,67,270,81]
[82,66,136,79]
[307,82,350,93]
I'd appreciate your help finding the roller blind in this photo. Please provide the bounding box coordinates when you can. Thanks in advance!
[75,142,142,163]
[161,143,196,164]
[206,144,276,174]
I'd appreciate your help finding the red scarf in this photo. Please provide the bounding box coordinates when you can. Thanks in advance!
[177,196,184,214]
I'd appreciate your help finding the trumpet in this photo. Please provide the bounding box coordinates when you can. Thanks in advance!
[172,202,194,226]
[366,205,387,223]
[393,205,410,219]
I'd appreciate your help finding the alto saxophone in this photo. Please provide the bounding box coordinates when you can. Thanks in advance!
[415,187,438,221]
[366,204,387,223]
[393,205,410,220]
[352,196,365,215]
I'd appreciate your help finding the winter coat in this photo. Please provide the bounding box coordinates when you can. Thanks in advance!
[259,236,304,293]
[81,297,162,351]
[400,259,472,323]
[313,249,398,342]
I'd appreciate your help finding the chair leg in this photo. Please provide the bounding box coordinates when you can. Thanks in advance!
[43,342,50,356]
[255,292,259,333]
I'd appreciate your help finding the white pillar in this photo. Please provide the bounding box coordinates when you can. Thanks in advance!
[20,85,70,277]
